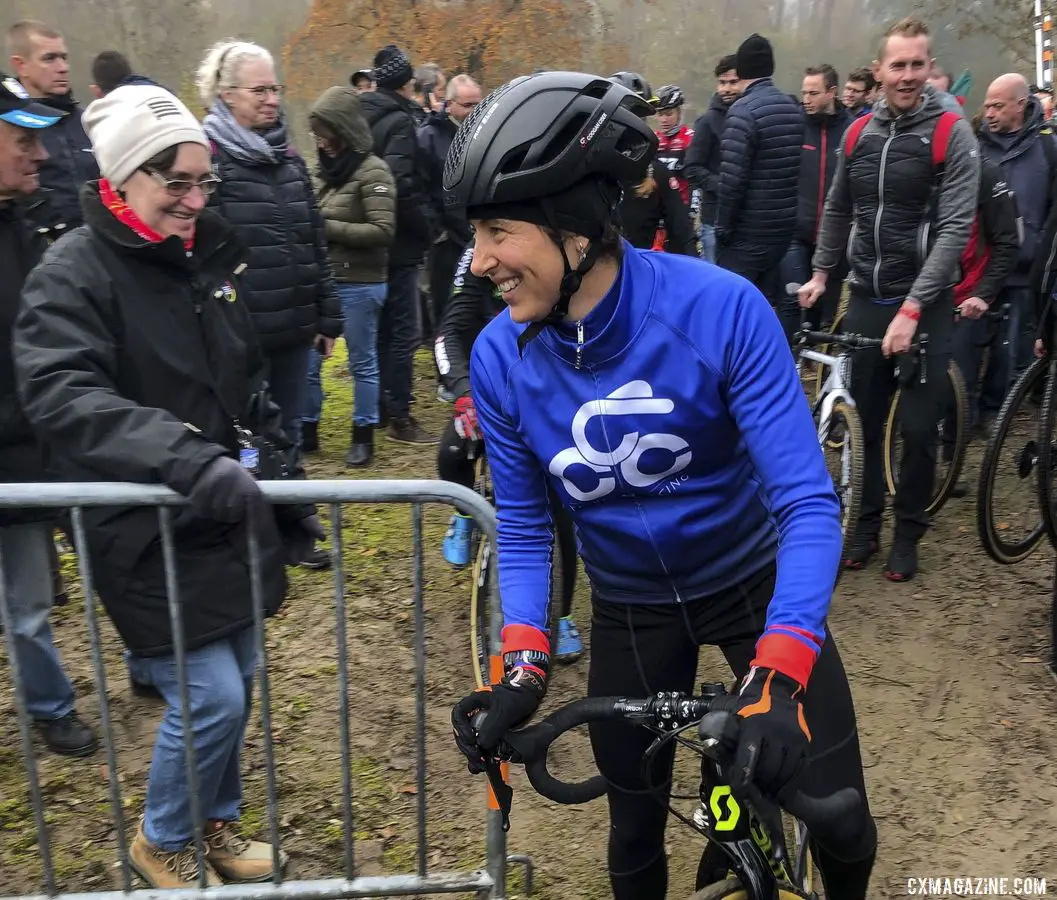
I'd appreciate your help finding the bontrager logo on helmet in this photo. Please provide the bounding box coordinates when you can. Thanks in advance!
[579,112,608,147]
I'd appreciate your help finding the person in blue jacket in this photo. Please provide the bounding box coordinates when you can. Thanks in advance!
[446,71,876,900]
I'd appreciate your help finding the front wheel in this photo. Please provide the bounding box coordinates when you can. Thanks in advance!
[976,356,1048,564]
[688,878,812,900]
[821,400,864,558]
[884,360,969,515]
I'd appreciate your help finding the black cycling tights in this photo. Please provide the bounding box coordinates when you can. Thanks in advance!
[436,419,576,618]
[587,565,877,900]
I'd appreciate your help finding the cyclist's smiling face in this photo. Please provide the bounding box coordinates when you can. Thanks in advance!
[874,34,931,115]
[470,218,580,323]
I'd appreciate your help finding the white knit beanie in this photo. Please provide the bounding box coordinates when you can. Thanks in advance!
[83,85,209,188]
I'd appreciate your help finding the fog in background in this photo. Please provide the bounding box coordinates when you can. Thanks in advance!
[0,0,1039,148]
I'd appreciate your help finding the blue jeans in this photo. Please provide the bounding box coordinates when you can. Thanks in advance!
[699,223,716,263]
[262,345,312,449]
[0,522,75,721]
[305,283,387,427]
[141,627,257,850]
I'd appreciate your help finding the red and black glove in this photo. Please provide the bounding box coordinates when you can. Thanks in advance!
[720,666,811,798]
[453,395,480,441]
[452,625,549,773]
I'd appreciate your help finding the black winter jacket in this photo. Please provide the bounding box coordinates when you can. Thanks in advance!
[796,106,851,244]
[419,112,471,246]
[25,95,99,233]
[0,201,52,526]
[684,93,731,224]
[208,144,341,353]
[435,244,501,398]
[13,186,303,656]
[619,167,697,255]
[360,89,433,267]
[715,79,803,255]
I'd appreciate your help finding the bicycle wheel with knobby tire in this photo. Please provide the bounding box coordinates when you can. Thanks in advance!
[688,878,811,900]
[1036,355,1057,546]
[977,356,1048,564]
[883,360,969,516]
[821,400,864,557]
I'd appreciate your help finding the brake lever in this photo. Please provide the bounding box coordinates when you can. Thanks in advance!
[483,752,514,832]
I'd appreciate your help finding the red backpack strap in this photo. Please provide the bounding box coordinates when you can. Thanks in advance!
[931,111,960,170]
[844,113,873,158]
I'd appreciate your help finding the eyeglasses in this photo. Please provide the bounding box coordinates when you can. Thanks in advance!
[234,84,284,98]
[141,168,222,198]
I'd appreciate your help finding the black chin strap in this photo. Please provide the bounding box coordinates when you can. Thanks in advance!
[517,198,603,357]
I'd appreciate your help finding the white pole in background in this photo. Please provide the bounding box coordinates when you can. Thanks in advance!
[1037,0,1046,86]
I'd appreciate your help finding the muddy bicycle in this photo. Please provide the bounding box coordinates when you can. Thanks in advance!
[476,683,860,899]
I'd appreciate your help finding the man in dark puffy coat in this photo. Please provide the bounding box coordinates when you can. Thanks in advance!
[360,45,436,445]
[8,20,99,236]
[685,53,739,262]
[782,64,851,332]
[0,75,96,758]
[715,34,803,309]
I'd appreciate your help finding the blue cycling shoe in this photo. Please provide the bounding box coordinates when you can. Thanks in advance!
[443,513,474,568]
[555,616,583,663]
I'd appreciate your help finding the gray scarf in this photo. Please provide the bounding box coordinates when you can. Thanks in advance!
[203,99,289,165]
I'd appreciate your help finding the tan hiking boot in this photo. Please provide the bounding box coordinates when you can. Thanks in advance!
[205,820,288,883]
[130,819,223,888]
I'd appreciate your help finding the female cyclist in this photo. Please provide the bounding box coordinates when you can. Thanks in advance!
[447,71,876,899]
[607,72,696,256]
[435,243,583,660]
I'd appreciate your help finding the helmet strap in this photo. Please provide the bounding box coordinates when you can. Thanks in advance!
[515,197,606,356]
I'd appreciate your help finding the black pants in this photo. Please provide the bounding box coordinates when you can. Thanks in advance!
[844,294,953,543]
[716,247,795,340]
[428,237,465,338]
[436,419,577,618]
[588,565,875,900]
[379,263,419,419]
[781,239,846,331]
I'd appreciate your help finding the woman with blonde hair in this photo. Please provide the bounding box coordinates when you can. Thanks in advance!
[196,41,341,545]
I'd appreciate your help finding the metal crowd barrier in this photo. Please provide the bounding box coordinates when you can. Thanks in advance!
[0,480,531,900]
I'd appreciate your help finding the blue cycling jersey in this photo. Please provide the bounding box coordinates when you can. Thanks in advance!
[470,243,841,684]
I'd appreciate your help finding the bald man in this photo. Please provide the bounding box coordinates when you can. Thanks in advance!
[979,72,1057,403]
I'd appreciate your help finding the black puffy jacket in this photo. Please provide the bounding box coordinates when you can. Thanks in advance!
[419,112,471,246]
[715,78,803,255]
[25,95,99,233]
[796,106,851,244]
[361,89,434,267]
[0,201,51,526]
[208,143,341,353]
[13,185,307,656]
[685,93,732,224]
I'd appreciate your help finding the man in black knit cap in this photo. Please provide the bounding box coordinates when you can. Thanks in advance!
[715,33,804,337]
[359,45,436,444]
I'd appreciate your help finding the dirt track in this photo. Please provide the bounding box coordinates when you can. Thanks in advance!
[1,348,1056,899]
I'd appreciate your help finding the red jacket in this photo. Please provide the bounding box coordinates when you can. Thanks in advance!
[656,125,694,205]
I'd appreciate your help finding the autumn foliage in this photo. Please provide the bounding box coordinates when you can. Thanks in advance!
[283,0,614,103]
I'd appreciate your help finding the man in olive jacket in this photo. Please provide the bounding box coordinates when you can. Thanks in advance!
[304,85,396,466]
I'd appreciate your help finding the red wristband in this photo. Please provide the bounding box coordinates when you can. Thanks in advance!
[898,305,921,322]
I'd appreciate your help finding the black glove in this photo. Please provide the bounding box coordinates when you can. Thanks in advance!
[452,662,547,774]
[187,456,264,523]
[281,513,326,566]
[719,667,811,799]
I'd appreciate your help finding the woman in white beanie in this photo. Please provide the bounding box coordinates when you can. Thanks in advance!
[13,84,320,889]
[197,41,341,524]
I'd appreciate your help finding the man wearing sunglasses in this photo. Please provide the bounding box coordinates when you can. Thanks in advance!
[0,72,98,758]
[418,74,483,361]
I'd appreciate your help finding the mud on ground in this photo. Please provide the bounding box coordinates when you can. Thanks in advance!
[1,347,1055,899]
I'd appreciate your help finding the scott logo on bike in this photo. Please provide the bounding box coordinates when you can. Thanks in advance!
[548,380,691,502]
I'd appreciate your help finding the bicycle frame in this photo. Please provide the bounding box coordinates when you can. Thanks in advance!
[801,346,857,442]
